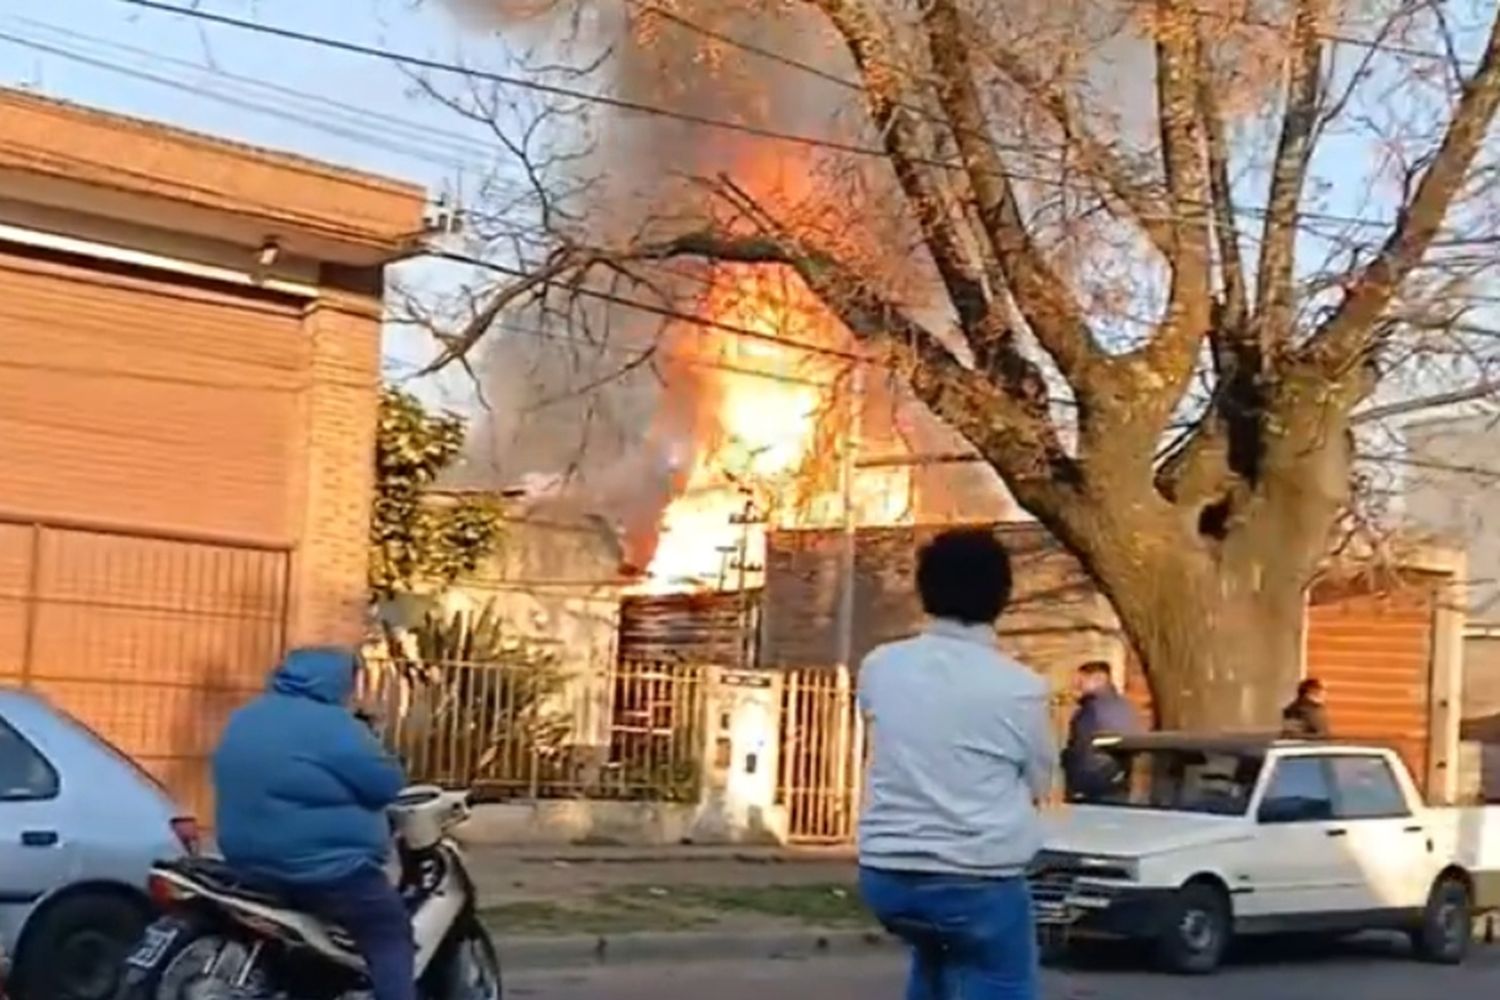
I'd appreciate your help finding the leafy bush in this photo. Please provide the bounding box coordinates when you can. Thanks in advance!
[373,600,572,789]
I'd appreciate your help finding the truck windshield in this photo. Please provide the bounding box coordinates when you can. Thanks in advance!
[1077,748,1265,815]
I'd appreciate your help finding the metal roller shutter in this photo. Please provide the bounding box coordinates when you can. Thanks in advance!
[0,250,301,820]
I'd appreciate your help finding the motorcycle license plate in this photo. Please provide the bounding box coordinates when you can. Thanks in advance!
[126,924,180,970]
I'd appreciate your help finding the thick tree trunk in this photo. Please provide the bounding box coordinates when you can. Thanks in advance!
[1044,485,1324,732]
[1116,572,1306,730]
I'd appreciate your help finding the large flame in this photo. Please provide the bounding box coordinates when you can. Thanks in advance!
[636,264,913,593]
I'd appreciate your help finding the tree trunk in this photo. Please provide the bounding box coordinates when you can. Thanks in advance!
[1056,505,1315,732]
[1118,575,1306,731]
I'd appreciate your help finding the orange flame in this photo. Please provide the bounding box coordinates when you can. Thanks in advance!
[636,264,913,593]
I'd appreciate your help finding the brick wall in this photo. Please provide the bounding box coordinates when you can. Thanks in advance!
[760,523,1124,691]
[286,293,382,646]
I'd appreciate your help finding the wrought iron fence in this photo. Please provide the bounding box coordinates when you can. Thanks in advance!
[362,655,708,803]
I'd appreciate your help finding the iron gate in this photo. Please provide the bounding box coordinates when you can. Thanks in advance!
[777,665,865,844]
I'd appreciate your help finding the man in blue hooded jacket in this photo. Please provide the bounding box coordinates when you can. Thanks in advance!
[214,646,411,1000]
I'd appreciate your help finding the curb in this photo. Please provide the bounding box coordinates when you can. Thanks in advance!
[494,928,899,970]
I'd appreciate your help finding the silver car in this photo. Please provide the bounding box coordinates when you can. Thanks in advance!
[0,688,195,1000]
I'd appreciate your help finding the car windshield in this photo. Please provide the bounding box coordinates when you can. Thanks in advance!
[1075,747,1265,815]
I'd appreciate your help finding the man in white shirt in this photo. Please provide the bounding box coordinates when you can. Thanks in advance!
[857,528,1054,999]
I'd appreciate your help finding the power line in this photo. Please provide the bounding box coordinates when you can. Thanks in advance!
[6,115,1495,374]
[428,247,1500,367]
[402,313,843,389]
[633,0,1469,93]
[18,5,1497,366]
[0,30,481,171]
[5,15,501,163]
[111,0,970,169]
[428,248,867,364]
[109,0,1499,240]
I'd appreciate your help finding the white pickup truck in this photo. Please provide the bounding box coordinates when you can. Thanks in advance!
[1032,733,1500,974]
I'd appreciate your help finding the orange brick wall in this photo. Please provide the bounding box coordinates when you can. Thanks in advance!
[286,295,382,647]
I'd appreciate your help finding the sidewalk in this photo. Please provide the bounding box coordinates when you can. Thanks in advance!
[466,845,883,969]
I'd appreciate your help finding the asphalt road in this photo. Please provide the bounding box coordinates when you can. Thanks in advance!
[505,942,1500,999]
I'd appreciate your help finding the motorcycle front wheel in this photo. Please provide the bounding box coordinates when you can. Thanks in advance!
[433,924,501,1000]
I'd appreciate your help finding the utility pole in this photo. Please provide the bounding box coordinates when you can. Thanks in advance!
[728,495,764,669]
[834,365,865,675]
[833,363,865,837]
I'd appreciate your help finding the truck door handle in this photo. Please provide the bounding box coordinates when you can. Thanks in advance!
[1404,826,1425,834]
[20,830,58,848]
[1325,828,1348,838]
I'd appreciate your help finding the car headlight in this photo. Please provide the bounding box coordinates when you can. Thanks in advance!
[1074,855,1139,881]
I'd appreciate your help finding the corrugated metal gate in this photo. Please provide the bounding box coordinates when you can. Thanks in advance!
[0,517,291,822]
[1307,576,1439,795]
[0,249,305,822]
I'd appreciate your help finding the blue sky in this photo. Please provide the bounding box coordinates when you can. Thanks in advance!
[1,2,461,186]
[3,1,1493,424]
[0,0,493,403]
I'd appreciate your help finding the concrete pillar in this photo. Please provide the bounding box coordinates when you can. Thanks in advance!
[692,667,789,844]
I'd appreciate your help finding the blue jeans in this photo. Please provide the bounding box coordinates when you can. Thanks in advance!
[286,865,415,1000]
[859,867,1038,1000]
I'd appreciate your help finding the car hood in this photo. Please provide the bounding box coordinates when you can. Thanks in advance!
[1039,805,1250,858]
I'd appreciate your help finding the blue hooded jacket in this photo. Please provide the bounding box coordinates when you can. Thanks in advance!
[213,647,406,885]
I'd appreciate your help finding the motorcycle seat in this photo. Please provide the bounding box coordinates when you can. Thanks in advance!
[163,857,290,908]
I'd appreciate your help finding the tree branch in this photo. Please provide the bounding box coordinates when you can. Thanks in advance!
[975,38,1176,259]
[633,225,1079,508]
[415,250,583,376]
[802,0,995,341]
[1306,10,1500,378]
[1149,0,1213,371]
[1194,41,1249,342]
[920,0,1103,390]
[1255,0,1325,346]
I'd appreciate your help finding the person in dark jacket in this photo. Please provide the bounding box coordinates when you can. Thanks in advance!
[214,647,411,1000]
[1282,678,1330,738]
[1062,661,1142,800]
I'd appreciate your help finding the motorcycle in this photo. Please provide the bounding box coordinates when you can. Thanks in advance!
[115,786,500,1000]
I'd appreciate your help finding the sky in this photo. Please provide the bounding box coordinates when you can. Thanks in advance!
[4,1,1496,440]
[0,0,491,403]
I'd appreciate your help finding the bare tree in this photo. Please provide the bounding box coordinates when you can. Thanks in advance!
[416,0,1500,728]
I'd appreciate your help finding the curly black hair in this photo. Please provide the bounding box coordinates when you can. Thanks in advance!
[915,528,1012,625]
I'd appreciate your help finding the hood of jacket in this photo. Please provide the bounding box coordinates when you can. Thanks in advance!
[270,646,358,705]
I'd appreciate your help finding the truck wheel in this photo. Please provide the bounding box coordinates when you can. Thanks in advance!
[1412,874,1472,965]
[1154,883,1230,975]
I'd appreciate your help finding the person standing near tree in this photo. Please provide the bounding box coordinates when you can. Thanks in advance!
[1061,661,1142,800]
[1281,678,1331,738]
[857,528,1054,1000]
